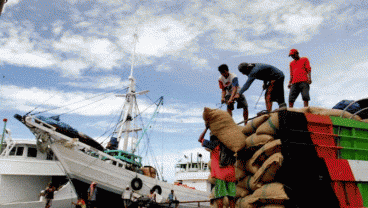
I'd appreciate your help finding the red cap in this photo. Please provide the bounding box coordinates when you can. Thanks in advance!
[3,118,7,122]
[289,49,298,56]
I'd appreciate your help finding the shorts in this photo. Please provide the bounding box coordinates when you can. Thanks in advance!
[213,179,236,200]
[225,94,248,111]
[88,200,98,207]
[123,199,132,207]
[266,77,285,104]
[289,82,310,103]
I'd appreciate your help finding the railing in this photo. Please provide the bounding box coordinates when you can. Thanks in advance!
[158,200,211,207]
[0,130,16,157]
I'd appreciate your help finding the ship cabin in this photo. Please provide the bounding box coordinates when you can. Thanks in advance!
[175,161,209,173]
[0,140,56,161]
[175,153,209,173]
[103,149,142,170]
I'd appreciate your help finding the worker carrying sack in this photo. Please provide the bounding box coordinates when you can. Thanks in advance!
[219,144,236,167]
[203,107,248,152]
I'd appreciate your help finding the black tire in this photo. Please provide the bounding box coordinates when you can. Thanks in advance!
[151,185,162,195]
[131,178,143,191]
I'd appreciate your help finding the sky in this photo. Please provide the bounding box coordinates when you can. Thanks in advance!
[1,0,368,183]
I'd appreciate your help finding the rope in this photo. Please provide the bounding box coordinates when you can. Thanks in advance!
[49,140,77,208]
[32,88,125,116]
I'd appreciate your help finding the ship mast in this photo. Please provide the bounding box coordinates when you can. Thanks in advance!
[115,33,149,152]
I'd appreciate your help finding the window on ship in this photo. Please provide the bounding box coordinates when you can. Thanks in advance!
[27,147,38,158]
[47,151,54,160]
[10,146,25,156]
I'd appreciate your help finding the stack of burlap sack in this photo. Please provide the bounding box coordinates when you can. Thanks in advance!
[203,106,362,208]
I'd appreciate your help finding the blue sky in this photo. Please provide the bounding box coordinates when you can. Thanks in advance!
[1,0,368,182]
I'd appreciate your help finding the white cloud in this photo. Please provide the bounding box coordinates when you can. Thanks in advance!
[64,76,129,89]
[75,22,92,28]
[0,28,59,68]
[59,59,89,77]
[116,16,199,57]
[53,33,123,71]
[313,60,368,108]
[156,63,171,72]
[0,84,153,117]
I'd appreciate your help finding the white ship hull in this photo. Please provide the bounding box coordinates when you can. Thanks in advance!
[50,141,210,207]
[19,116,210,207]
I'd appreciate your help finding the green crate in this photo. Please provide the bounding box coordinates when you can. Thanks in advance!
[332,117,368,160]
[340,147,368,161]
[357,183,368,207]
[331,116,368,129]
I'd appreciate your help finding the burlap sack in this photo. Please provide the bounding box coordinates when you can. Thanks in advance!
[245,140,282,174]
[203,107,248,152]
[223,196,229,207]
[256,153,283,183]
[235,195,257,208]
[240,114,270,136]
[235,166,247,181]
[235,159,246,170]
[236,186,250,198]
[260,205,285,208]
[287,107,309,113]
[245,134,274,149]
[208,175,216,184]
[209,188,214,200]
[256,113,279,135]
[251,183,289,204]
[308,106,362,121]
[238,153,284,191]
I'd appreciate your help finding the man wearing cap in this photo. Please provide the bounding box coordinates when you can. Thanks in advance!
[237,63,287,112]
[288,49,312,108]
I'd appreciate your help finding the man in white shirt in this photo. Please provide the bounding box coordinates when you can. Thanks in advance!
[122,185,132,208]
[218,64,248,124]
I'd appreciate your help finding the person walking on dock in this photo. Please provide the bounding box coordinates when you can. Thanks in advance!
[218,64,249,125]
[87,182,98,208]
[288,49,312,108]
[122,185,133,208]
[237,63,287,112]
[44,183,56,208]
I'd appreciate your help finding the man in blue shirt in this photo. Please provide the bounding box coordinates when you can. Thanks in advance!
[237,63,286,112]
[167,190,179,208]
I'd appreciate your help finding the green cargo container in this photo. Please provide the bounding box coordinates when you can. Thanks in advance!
[331,117,368,161]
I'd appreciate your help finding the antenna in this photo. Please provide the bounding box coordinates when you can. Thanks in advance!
[130,33,139,78]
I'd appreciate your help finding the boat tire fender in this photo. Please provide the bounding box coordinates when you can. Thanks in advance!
[131,178,143,191]
[152,185,162,195]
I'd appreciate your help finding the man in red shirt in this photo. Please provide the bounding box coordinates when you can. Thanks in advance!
[198,126,236,208]
[288,49,312,107]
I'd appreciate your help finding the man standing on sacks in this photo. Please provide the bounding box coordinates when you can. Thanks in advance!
[218,64,249,125]
[237,63,287,112]
[288,49,312,108]
[198,125,236,208]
